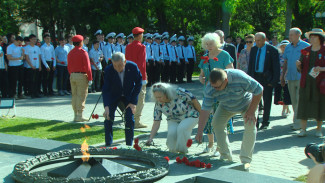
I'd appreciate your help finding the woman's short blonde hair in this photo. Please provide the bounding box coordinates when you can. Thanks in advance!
[201,33,221,50]
[151,82,177,102]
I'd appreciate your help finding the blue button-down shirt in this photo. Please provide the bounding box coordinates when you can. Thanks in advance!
[55,45,70,66]
[283,40,310,80]
[255,44,266,73]
[202,69,263,112]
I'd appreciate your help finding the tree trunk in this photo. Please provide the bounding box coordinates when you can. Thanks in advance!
[221,0,231,37]
[284,0,294,39]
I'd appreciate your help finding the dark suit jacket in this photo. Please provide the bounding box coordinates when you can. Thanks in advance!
[235,43,245,54]
[223,43,237,68]
[247,44,280,87]
[102,61,142,107]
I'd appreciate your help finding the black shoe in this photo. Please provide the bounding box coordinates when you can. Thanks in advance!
[259,124,269,130]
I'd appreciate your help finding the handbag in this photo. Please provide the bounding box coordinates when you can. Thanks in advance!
[320,79,325,95]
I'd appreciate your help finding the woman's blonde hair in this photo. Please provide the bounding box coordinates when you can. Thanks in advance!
[201,33,221,50]
[151,82,177,102]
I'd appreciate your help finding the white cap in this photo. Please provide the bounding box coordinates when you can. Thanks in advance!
[162,32,169,37]
[170,34,177,43]
[116,33,125,39]
[187,36,194,42]
[178,36,185,41]
[94,29,103,36]
[127,34,134,39]
[105,32,116,39]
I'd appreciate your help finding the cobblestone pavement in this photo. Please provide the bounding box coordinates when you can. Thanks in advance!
[1,77,323,180]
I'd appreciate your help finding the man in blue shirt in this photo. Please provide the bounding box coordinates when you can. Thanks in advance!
[55,37,70,96]
[248,32,280,130]
[195,68,263,169]
[281,27,310,131]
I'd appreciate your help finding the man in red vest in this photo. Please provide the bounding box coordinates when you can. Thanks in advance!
[125,27,147,128]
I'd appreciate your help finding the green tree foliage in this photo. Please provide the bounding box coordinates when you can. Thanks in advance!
[0,0,21,35]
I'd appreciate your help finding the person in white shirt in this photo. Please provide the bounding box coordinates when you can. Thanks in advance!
[102,32,116,69]
[152,34,163,84]
[185,36,196,83]
[115,33,126,54]
[161,35,171,82]
[22,37,30,96]
[7,36,25,99]
[176,36,187,83]
[40,33,56,96]
[55,37,70,96]
[146,34,155,87]
[0,36,9,98]
[89,41,103,93]
[169,35,179,84]
[24,34,42,98]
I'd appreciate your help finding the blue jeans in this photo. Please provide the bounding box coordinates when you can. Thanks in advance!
[57,65,69,91]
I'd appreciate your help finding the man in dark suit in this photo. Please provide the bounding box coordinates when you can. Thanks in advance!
[215,30,237,68]
[102,52,142,146]
[235,36,245,58]
[248,32,280,130]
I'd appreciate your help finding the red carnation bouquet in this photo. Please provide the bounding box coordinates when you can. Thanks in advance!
[301,49,309,56]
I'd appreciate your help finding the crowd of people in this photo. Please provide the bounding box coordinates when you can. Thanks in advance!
[0,26,324,172]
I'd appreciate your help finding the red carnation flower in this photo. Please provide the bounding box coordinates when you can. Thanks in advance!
[213,57,218,62]
[94,114,99,119]
[51,57,54,60]
[134,138,139,144]
[112,147,117,150]
[182,157,188,163]
[206,163,212,169]
[201,56,209,64]
[195,160,201,168]
[186,139,193,148]
[176,157,182,163]
[91,114,95,119]
[61,61,65,64]
[133,144,141,151]
[277,101,284,105]
[189,161,195,167]
[200,162,206,168]
[164,156,170,162]
[185,159,190,166]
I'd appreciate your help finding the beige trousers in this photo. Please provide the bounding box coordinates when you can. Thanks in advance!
[134,85,146,124]
[166,117,198,153]
[70,73,88,115]
[287,80,301,128]
[212,105,257,164]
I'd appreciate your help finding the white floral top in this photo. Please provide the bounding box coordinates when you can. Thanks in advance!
[154,88,199,122]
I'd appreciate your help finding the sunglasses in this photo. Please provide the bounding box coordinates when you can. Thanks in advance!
[245,41,253,44]
[153,84,161,88]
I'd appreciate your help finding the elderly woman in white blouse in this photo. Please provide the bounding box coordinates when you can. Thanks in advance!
[146,82,201,153]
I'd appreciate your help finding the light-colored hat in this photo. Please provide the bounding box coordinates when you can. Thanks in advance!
[187,36,194,42]
[146,34,153,39]
[94,30,103,36]
[162,32,169,37]
[162,35,169,40]
[279,40,290,46]
[304,28,325,39]
[170,34,177,43]
[127,34,134,39]
[116,33,125,39]
[154,35,162,40]
[178,36,185,41]
[105,32,116,39]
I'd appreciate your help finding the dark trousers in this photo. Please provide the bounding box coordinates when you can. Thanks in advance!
[155,62,162,83]
[162,60,170,82]
[147,60,155,86]
[0,69,9,98]
[57,65,69,91]
[187,58,195,82]
[42,61,54,95]
[177,59,185,83]
[23,67,29,95]
[254,73,273,126]
[104,97,134,146]
[8,65,24,97]
[27,69,40,97]
[274,83,291,105]
[170,61,177,83]
[101,60,110,89]
[91,69,102,91]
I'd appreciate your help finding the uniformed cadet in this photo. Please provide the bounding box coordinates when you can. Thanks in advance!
[185,36,196,83]
[65,34,75,53]
[127,34,134,45]
[176,36,187,83]
[89,40,103,93]
[145,34,154,87]
[152,34,163,83]
[55,37,70,96]
[161,33,171,82]
[102,32,116,69]
[169,35,179,83]
[82,36,89,53]
[142,33,149,46]
[115,33,125,54]
[94,30,106,51]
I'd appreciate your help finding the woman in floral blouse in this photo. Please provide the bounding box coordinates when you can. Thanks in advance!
[198,33,233,156]
[237,34,255,73]
[146,82,201,153]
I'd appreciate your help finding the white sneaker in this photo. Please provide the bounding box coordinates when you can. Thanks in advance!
[298,130,307,137]
[214,151,220,157]
[203,146,212,153]
[315,131,323,137]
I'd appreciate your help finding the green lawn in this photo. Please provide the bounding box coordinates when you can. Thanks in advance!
[0,117,143,145]
[192,71,200,76]
[295,175,307,182]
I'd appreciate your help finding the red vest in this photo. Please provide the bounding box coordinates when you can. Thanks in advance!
[300,45,325,89]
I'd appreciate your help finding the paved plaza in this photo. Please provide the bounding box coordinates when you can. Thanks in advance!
[0,77,323,182]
